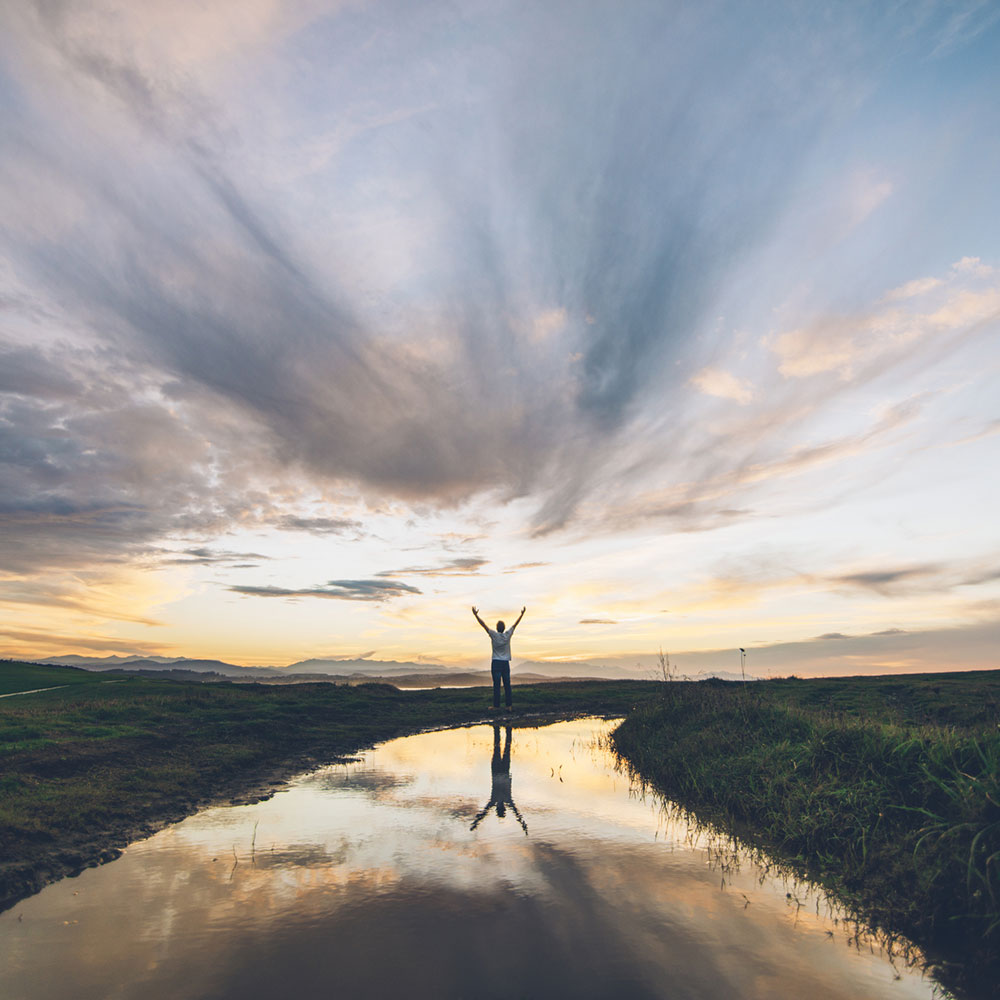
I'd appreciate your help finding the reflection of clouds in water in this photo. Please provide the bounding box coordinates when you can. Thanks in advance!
[1,719,936,1000]
[198,858,707,1000]
[308,766,416,796]
[256,841,352,870]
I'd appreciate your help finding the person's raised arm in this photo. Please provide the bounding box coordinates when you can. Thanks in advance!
[508,606,526,634]
[471,606,490,632]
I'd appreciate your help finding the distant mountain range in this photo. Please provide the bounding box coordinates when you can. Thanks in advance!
[34,652,646,684]
[31,652,753,685]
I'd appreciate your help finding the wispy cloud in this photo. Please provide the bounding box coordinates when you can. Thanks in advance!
[827,562,1000,596]
[0,576,164,626]
[229,580,421,601]
[377,557,487,578]
[583,392,928,536]
[768,259,1000,380]
[0,627,171,655]
[831,565,943,594]
[163,547,269,566]
[689,367,753,405]
[272,516,362,535]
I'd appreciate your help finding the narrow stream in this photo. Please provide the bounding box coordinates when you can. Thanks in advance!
[1,719,942,999]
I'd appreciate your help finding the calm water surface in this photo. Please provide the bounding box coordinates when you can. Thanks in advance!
[2,719,939,999]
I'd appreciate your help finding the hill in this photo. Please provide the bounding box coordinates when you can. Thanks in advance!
[0,659,109,696]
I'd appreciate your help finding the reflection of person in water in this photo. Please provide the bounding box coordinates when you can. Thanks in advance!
[470,724,528,836]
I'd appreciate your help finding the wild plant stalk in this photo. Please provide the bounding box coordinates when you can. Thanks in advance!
[656,649,674,684]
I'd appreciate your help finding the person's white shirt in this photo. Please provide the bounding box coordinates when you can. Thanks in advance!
[486,628,512,661]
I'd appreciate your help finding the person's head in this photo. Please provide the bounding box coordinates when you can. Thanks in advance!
[496,621,505,633]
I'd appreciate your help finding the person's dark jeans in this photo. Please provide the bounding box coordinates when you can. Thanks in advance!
[491,659,512,708]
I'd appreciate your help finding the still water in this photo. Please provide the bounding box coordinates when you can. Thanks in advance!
[2,719,938,1000]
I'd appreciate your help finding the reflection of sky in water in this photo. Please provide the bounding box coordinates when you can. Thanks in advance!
[2,720,940,1000]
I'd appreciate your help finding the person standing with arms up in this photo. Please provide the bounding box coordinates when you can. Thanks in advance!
[471,606,525,711]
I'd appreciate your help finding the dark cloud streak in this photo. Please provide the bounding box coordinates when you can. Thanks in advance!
[229,579,421,601]
[377,557,486,578]
[273,516,362,535]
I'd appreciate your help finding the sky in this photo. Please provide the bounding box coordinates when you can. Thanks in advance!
[1,0,999,676]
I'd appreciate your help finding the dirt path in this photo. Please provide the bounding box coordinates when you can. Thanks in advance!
[0,679,126,699]
[0,685,68,699]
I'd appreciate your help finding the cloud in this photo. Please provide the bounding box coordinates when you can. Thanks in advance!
[814,628,911,640]
[0,341,367,576]
[689,367,753,404]
[377,557,487,578]
[228,579,421,601]
[882,276,942,302]
[272,516,362,534]
[953,256,994,276]
[163,547,269,565]
[768,260,1000,380]
[586,393,926,535]
[0,0,903,553]
[924,1,1000,57]
[0,575,164,625]
[533,241,1000,538]
[832,567,941,590]
[0,627,171,655]
[579,618,618,625]
[528,308,568,342]
[568,252,997,539]
[842,170,893,231]
[827,561,1000,596]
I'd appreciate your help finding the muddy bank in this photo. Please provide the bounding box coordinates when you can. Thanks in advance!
[2,745,355,913]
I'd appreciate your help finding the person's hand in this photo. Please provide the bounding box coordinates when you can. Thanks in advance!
[472,606,479,615]
[521,606,526,614]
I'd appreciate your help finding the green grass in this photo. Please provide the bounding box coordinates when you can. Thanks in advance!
[0,659,109,695]
[0,660,657,911]
[611,672,1000,999]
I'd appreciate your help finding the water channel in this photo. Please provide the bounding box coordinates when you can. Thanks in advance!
[2,718,942,999]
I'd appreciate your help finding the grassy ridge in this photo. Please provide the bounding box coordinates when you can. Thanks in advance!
[0,659,108,695]
[0,660,656,911]
[611,672,1000,998]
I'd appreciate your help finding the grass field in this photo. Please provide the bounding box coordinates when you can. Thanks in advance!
[611,670,1000,999]
[0,660,109,696]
